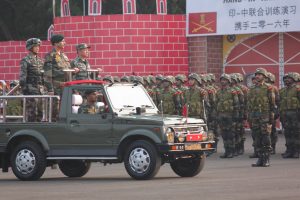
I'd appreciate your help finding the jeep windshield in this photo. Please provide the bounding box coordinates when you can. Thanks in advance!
[105,84,158,114]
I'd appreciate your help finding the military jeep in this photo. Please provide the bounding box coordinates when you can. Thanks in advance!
[0,80,214,180]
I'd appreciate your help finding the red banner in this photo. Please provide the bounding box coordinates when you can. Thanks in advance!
[188,12,217,35]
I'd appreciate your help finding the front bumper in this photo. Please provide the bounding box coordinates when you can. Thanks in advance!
[157,141,215,153]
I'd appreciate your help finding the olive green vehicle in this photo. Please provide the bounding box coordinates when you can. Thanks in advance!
[0,81,214,181]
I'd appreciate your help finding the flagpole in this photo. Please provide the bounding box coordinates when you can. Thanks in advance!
[83,0,85,16]
[52,0,56,18]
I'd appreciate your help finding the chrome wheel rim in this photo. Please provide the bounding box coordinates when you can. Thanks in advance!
[129,148,150,174]
[15,149,36,175]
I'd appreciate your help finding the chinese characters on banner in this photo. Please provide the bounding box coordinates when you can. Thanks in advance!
[186,0,300,36]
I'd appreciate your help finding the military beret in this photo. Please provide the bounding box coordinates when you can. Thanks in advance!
[51,34,64,45]
[76,43,91,51]
[84,89,97,96]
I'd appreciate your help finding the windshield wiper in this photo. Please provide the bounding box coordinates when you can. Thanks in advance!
[123,105,134,108]
[140,105,153,108]
[119,105,135,112]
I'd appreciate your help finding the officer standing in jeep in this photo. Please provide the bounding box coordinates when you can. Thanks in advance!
[279,72,300,159]
[44,34,77,96]
[215,74,239,158]
[71,43,101,80]
[19,38,46,122]
[44,34,77,120]
[248,68,276,167]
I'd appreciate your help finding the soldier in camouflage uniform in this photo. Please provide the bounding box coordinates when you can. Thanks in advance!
[143,76,155,101]
[152,74,164,106]
[78,90,98,114]
[248,68,275,167]
[175,74,188,116]
[6,80,23,119]
[103,75,114,84]
[183,73,208,120]
[230,74,245,156]
[266,72,280,154]
[71,43,101,80]
[121,75,130,83]
[236,73,249,155]
[114,76,120,83]
[44,34,74,121]
[156,76,181,115]
[215,74,239,158]
[19,38,46,122]
[279,72,300,159]
[208,73,220,91]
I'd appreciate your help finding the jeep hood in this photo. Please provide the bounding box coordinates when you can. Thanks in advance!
[117,114,205,126]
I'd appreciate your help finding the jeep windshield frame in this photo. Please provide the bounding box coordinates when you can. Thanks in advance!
[105,84,158,114]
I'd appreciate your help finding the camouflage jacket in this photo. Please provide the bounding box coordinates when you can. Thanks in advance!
[279,83,300,112]
[20,52,45,95]
[78,103,97,114]
[43,48,71,94]
[232,85,245,119]
[215,86,239,117]
[71,57,92,80]
[156,87,181,115]
[248,82,275,121]
[183,86,208,119]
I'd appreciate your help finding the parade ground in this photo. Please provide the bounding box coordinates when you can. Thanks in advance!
[0,133,299,200]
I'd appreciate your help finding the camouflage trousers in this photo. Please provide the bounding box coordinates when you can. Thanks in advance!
[26,98,43,122]
[271,119,278,147]
[249,114,272,154]
[281,111,300,153]
[217,113,235,149]
[234,121,245,146]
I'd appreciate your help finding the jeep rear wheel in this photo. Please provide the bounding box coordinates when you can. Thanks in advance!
[124,140,161,180]
[10,141,47,181]
[170,155,206,177]
[59,160,91,178]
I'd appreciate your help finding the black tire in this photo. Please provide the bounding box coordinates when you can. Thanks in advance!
[59,160,91,178]
[10,141,47,181]
[170,154,206,177]
[124,140,161,180]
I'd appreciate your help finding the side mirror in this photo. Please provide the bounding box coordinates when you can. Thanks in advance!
[95,102,105,114]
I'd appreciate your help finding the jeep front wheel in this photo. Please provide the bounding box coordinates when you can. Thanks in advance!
[170,155,206,177]
[59,160,91,178]
[10,141,47,181]
[124,140,161,180]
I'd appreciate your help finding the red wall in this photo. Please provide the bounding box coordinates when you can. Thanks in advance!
[0,14,189,81]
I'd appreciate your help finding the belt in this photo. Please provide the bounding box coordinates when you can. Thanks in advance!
[26,77,42,85]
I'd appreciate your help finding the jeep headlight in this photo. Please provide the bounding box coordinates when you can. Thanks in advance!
[165,128,175,143]
[175,132,186,143]
[207,130,215,141]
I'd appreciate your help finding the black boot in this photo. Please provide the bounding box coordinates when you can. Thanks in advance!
[227,148,234,158]
[271,144,276,155]
[233,145,238,157]
[282,147,293,158]
[238,141,245,155]
[213,139,218,153]
[220,148,228,158]
[252,153,263,167]
[292,151,299,158]
[262,153,270,167]
[249,148,259,158]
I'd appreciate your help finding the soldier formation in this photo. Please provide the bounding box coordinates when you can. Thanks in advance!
[1,34,300,167]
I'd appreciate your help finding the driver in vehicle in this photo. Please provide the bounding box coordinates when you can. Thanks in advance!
[78,89,98,114]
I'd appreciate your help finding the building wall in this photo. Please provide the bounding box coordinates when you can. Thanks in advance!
[187,36,223,78]
[0,14,197,80]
